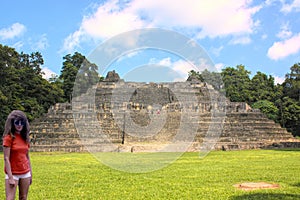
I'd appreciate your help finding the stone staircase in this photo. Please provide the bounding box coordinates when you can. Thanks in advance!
[213,112,295,150]
[30,105,85,152]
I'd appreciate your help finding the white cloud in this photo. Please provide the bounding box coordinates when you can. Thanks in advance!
[12,41,24,50]
[60,29,84,54]
[81,0,145,39]
[147,57,223,82]
[267,33,300,60]
[62,0,262,53]
[172,59,196,78]
[215,63,225,72]
[148,57,172,66]
[116,51,139,62]
[272,74,285,84]
[265,0,276,6]
[276,22,292,39]
[210,46,224,57]
[158,57,172,66]
[148,57,195,80]
[261,34,268,40]
[229,36,252,45]
[34,34,49,51]
[0,23,26,40]
[132,0,261,38]
[281,0,300,13]
[42,67,57,80]
[125,51,139,58]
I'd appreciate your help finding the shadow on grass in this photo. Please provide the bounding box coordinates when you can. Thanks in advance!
[230,193,300,200]
[292,182,300,187]
[269,148,300,152]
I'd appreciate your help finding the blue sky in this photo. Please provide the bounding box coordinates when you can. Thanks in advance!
[1,0,300,83]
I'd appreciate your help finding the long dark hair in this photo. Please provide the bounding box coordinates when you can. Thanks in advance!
[3,110,30,143]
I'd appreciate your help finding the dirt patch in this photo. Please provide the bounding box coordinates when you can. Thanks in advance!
[234,182,280,191]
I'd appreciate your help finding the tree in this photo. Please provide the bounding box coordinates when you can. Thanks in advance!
[0,44,63,134]
[280,97,300,136]
[59,62,78,102]
[279,63,300,136]
[59,52,99,102]
[282,63,300,101]
[187,69,223,91]
[221,65,251,103]
[74,59,99,96]
[187,70,204,82]
[201,69,223,91]
[250,72,278,103]
[252,100,279,121]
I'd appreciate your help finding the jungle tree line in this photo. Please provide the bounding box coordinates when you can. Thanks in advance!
[0,44,299,136]
[0,44,99,135]
[0,44,63,135]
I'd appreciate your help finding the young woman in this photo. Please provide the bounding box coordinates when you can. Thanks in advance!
[3,110,32,200]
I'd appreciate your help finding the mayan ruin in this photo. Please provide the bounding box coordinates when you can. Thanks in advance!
[29,71,298,152]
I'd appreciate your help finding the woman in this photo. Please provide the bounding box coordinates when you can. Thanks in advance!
[3,110,32,200]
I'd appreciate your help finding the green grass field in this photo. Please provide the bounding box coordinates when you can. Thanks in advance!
[1,149,299,199]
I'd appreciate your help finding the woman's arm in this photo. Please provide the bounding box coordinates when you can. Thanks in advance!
[3,146,15,186]
[27,151,32,184]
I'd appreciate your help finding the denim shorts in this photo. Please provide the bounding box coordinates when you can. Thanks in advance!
[5,171,31,181]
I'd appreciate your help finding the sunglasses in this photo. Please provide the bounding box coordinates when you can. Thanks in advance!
[14,120,25,126]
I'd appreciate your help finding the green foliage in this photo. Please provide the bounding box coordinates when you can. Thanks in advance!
[73,59,99,97]
[280,64,300,136]
[0,44,63,133]
[187,69,224,91]
[58,52,99,102]
[221,65,251,102]
[1,150,299,199]
[201,69,224,91]
[251,100,279,121]
[188,70,204,82]
[0,45,100,134]
[279,97,300,136]
[250,72,279,103]
[283,63,300,101]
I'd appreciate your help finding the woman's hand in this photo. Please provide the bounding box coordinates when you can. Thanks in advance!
[8,177,15,187]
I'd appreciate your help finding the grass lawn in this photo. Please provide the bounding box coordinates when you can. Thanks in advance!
[0,149,299,199]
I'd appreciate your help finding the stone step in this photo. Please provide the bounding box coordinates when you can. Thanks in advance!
[30,145,85,152]
[196,127,287,133]
[213,140,300,150]
[31,132,121,139]
[216,136,293,143]
[31,132,79,138]
[32,138,122,145]
[219,131,291,137]
[32,138,82,145]
[31,144,122,152]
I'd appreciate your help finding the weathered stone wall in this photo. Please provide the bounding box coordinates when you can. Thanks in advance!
[30,80,299,152]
